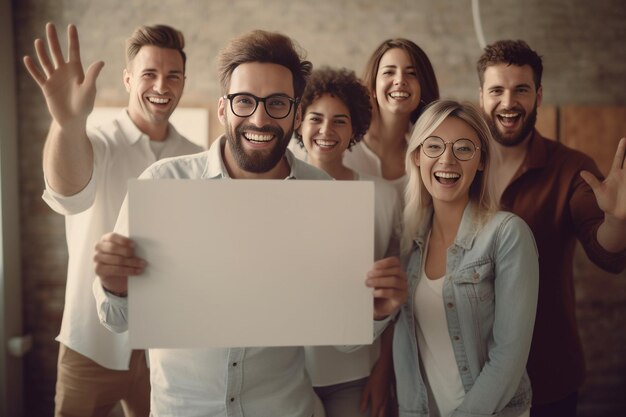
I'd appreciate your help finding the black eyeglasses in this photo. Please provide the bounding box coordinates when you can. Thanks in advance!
[419,136,480,161]
[223,93,299,120]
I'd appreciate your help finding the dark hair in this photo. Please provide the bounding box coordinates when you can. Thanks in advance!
[362,38,439,123]
[217,30,312,98]
[126,24,186,70]
[295,67,372,148]
[477,40,543,89]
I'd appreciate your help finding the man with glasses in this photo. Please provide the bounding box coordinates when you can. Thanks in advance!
[23,23,202,416]
[477,40,626,417]
[91,30,408,416]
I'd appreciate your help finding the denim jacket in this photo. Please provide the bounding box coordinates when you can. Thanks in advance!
[393,203,539,417]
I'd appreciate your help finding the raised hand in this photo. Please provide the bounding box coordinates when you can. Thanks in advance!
[23,22,104,128]
[94,232,146,296]
[366,256,408,320]
[580,137,626,222]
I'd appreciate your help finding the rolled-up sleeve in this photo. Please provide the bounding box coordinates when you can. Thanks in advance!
[92,278,129,333]
[42,173,97,215]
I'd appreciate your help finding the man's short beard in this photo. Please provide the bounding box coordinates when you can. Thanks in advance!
[226,119,293,173]
[486,101,538,147]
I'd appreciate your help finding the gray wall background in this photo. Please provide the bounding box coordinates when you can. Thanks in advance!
[10,0,626,416]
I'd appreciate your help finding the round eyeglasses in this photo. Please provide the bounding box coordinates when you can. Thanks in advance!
[419,136,480,161]
[223,93,299,120]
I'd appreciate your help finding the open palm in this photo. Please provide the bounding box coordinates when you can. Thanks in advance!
[23,23,104,127]
[581,138,626,221]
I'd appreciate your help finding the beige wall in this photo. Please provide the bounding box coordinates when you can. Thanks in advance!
[11,0,626,415]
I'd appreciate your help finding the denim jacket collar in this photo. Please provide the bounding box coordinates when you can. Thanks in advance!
[413,202,480,252]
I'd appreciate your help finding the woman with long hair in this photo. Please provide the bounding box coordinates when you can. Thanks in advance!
[344,38,440,198]
[394,100,538,417]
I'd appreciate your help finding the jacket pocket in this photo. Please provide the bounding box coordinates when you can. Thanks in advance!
[453,261,495,302]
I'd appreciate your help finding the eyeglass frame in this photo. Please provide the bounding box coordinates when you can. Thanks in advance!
[418,136,481,161]
[222,92,300,120]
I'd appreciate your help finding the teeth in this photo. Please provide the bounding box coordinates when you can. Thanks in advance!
[245,133,273,142]
[498,112,519,119]
[389,91,409,98]
[314,139,338,148]
[148,97,169,104]
[434,172,460,179]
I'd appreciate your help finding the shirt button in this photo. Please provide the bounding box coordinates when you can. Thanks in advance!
[462,366,468,372]
[230,397,235,402]
[232,362,237,367]
[453,335,460,341]
[447,302,454,309]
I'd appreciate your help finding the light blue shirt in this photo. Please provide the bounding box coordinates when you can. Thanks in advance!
[393,203,539,417]
[94,136,391,417]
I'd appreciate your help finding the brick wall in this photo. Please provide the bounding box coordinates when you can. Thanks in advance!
[11,0,626,415]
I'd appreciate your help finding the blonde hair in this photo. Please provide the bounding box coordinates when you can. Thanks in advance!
[401,100,499,253]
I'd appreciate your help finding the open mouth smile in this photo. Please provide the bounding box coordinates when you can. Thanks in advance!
[313,138,339,149]
[496,111,522,127]
[244,132,274,143]
[388,91,410,100]
[147,96,171,105]
[434,171,460,184]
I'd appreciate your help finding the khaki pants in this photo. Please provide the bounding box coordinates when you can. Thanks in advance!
[54,344,150,417]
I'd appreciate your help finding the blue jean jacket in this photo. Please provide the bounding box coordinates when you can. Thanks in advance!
[393,203,539,417]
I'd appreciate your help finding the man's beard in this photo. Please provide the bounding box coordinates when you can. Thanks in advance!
[485,101,538,147]
[225,119,293,173]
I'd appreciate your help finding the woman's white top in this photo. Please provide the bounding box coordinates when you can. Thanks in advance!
[414,236,465,417]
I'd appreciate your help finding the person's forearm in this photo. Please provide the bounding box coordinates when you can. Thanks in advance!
[597,215,626,253]
[43,120,94,196]
[98,275,129,296]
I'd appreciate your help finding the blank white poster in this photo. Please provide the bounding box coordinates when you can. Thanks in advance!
[127,179,374,348]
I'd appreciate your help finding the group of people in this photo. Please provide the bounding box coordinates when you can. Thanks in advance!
[24,20,626,417]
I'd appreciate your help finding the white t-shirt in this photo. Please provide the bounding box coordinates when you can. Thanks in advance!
[43,110,203,370]
[414,261,465,417]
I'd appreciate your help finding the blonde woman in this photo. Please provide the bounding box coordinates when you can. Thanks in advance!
[394,100,538,417]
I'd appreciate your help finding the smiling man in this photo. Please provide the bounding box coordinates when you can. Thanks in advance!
[24,23,202,416]
[477,40,626,417]
[91,30,408,417]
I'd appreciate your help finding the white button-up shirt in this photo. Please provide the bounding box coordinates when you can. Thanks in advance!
[43,110,202,370]
[93,136,391,416]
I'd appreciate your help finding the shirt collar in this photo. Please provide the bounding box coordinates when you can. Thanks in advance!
[454,202,481,250]
[117,109,180,146]
[412,202,480,251]
[203,135,301,180]
[522,129,549,171]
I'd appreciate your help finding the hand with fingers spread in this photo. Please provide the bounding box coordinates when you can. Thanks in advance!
[94,232,146,297]
[580,137,626,252]
[366,256,408,321]
[23,22,104,127]
[24,22,105,196]
[580,137,626,221]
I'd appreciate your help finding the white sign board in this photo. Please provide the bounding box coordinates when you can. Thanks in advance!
[127,179,374,348]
